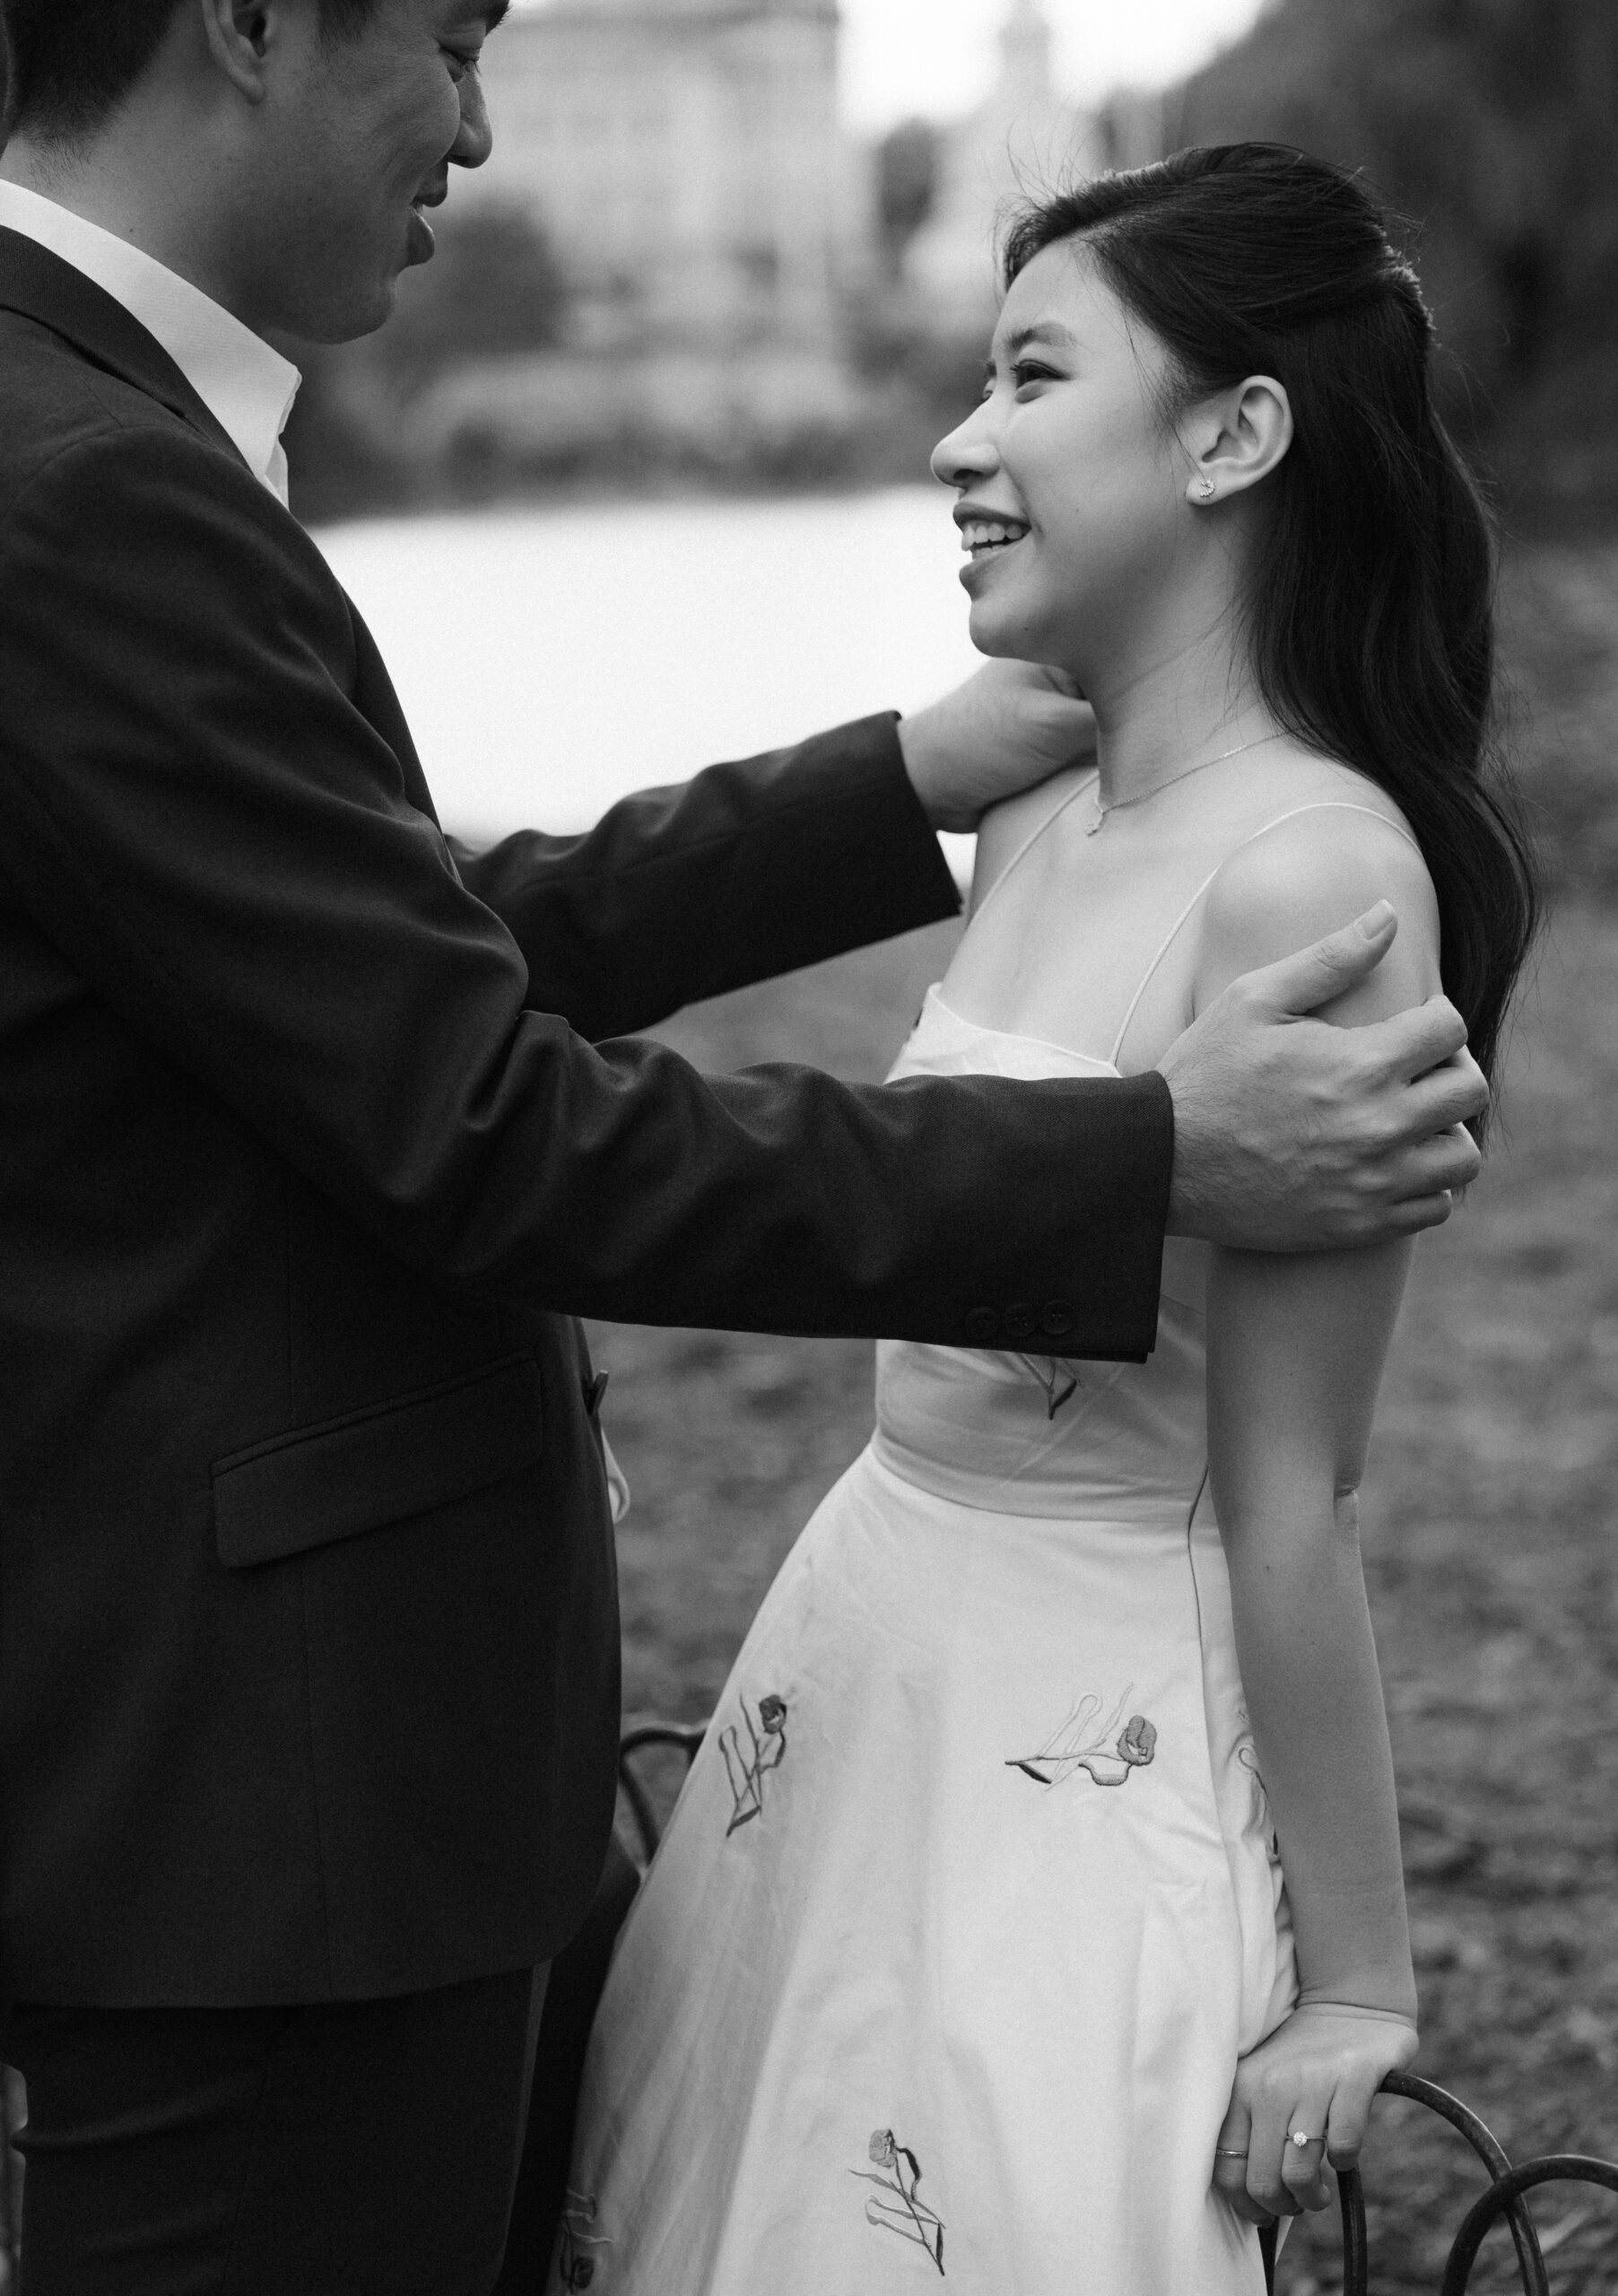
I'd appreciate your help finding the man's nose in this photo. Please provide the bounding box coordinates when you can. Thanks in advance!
[930,405,998,491]
[451,69,493,170]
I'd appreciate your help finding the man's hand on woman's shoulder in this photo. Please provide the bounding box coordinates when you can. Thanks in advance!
[898,661,1098,833]
[1161,904,1487,1251]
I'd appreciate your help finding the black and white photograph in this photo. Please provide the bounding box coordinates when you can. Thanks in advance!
[0,1,1614,2290]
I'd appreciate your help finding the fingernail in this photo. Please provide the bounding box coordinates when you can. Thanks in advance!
[1357,900,1395,937]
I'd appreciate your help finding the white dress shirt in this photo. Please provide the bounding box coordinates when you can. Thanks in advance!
[0,179,300,507]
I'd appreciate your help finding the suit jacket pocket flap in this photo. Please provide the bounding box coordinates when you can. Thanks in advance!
[213,1355,544,1568]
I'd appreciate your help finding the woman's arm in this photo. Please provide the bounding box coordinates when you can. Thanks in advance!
[1209,1242,1415,2014]
[1194,808,1442,2222]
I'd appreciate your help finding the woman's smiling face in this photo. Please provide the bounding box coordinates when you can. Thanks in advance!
[932,240,1190,679]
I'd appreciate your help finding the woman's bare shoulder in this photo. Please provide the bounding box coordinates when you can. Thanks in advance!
[968,763,1095,917]
[1198,778,1442,1022]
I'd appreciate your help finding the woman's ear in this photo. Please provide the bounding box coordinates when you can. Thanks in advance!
[1183,376,1294,509]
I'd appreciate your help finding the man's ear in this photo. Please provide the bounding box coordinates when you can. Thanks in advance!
[1182,377,1294,509]
[197,0,278,102]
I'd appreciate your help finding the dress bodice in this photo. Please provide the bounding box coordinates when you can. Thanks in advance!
[874,986,1213,1523]
[872,779,1427,1525]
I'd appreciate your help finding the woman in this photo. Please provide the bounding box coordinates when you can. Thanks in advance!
[550,145,1536,2293]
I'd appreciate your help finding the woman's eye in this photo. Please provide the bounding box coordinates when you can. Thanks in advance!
[1012,361,1058,391]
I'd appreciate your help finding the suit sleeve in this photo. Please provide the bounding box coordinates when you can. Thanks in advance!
[452,714,964,1043]
[0,424,1172,1354]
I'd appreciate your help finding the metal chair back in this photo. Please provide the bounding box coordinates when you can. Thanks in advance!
[1254,2071,1617,2294]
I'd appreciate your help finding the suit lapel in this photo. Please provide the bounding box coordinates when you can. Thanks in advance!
[0,224,245,469]
[0,225,444,822]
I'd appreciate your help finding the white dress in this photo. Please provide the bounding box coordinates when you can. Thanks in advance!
[552,796,1410,2295]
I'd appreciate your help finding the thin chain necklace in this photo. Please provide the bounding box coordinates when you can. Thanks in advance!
[1085,734,1285,835]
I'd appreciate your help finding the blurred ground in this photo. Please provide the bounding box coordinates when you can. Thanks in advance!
[1503,541,1618,899]
[587,538,1618,2294]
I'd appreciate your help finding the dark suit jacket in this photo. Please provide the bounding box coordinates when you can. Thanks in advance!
[0,227,1172,2007]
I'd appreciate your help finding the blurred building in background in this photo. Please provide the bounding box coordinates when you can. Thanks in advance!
[903,0,1104,332]
[404,0,866,480]
[465,0,848,354]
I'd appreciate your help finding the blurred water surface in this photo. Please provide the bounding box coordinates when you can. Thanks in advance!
[315,486,982,847]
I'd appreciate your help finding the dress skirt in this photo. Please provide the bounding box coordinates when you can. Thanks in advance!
[552,1440,1296,2295]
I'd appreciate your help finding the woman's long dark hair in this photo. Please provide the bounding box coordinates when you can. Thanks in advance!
[1003,143,1537,1099]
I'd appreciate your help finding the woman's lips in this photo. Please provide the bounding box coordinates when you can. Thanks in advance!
[405,204,437,265]
[959,518,1031,560]
[958,519,1030,586]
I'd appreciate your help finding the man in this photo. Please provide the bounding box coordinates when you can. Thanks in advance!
[0,2,1483,2288]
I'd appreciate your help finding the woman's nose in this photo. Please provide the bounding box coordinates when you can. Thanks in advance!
[930,405,998,491]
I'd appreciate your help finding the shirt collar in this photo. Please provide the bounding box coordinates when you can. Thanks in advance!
[0,180,300,507]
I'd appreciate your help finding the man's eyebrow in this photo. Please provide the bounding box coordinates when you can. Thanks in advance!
[483,0,510,25]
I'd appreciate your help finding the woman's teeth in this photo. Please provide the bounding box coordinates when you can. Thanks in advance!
[961,520,1029,558]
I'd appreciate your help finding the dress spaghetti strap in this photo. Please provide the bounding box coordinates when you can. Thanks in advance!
[1108,800,1423,1071]
[971,770,1100,925]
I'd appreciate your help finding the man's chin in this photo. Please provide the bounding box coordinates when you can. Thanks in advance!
[274,282,397,349]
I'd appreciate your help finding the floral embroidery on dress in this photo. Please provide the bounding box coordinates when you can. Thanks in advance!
[720,1691,788,1835]
[557,2189,610,2289]
[1006,1686,1158,1788]
[1015,1352,1081,1418]
[1236,1735,1276,1845]
[853,2128,945,2274]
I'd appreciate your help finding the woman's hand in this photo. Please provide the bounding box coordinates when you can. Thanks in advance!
[1214,2005,1418,2225]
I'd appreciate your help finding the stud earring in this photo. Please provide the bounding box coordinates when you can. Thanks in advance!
[1196,475,1217,502]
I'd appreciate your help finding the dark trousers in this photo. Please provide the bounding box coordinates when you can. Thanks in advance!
[3,1839,643,2296]
[4,1967,549,2296]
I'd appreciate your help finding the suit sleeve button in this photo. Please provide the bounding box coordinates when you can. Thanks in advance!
[1040,1300,1076,1339]
[963,1306,999,1345]
[1003,1301,1038,1342]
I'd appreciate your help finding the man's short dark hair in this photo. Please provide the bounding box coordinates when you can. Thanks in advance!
[2,0,378,145]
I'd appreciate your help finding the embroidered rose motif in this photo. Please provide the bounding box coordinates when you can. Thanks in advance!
[557,2188,608,2289]
[853,2129,945,2274]
[1007,1687,1159,1790]
[1118,1715,1157,1768]
[720,1692,789,1835]
[1013,1352,1081,1418]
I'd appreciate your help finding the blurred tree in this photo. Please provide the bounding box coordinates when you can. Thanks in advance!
[1171,0,1618,519]
[282,344,414,526]
[283,203,570,523]
[876,117,939,278]
[377,201,570,391]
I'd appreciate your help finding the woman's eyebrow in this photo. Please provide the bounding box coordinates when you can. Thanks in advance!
[1002,322,1078,357]
[984,320,1079,382]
